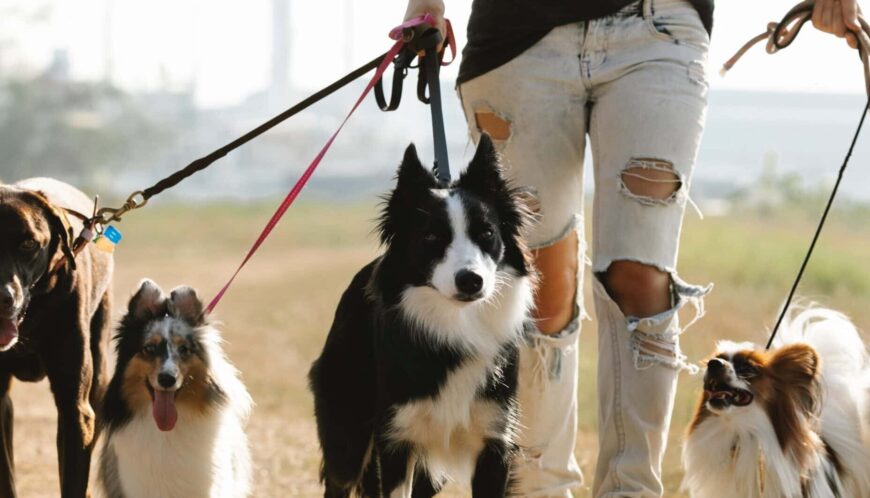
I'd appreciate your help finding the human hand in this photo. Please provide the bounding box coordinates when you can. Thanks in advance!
[403,0,446,50]
[813,0,861,49]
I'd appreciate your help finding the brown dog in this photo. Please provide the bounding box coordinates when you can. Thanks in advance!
[0,177,112,497]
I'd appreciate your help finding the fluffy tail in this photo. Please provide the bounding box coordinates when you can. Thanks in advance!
[772,304,870,496]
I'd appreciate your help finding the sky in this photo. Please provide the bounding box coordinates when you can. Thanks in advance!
[2,0,867,107]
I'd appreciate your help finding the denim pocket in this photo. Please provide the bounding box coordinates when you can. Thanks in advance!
[643,0,709,50]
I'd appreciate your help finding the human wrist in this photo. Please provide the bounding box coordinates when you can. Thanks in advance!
[404,0,445,21]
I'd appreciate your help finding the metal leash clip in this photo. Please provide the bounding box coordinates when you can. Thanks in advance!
[95,190,148,224]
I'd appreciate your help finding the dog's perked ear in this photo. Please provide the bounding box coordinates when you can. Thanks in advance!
[129,279,167,321]
[396,143,439,192]
[459,133,532,236]
[377,144,440,245]
[168,286,204,326]
[457,134,507,199]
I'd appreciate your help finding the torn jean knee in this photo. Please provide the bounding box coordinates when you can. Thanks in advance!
[618,158,686,206]
[594,273,712,374]
[524,306,581,382]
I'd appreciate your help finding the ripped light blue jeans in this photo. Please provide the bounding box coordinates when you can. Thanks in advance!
[459,0,712,496]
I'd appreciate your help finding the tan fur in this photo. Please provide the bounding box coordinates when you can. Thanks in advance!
[175,356,218,414]
[122,357,154,413]
[121,351,216,415]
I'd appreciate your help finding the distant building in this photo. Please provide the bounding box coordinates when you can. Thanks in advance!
[270,0,294,108]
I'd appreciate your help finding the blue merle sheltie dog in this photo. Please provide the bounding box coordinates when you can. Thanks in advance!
[309,135,535,497]
[97,280,253,498]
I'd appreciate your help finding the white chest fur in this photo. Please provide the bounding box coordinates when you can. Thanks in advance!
[683,406,805,498]
[389,361,510,487]
[390,272,532,489]
[106,409,251,498]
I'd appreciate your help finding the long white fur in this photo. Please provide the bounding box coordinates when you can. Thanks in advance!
[390,193,534,493]
[683,306,870,498]
[100,325,253,498]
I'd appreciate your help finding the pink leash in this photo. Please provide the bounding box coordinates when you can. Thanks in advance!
[206,14,449,313]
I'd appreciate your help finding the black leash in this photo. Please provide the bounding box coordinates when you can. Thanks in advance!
[723,0,870,349]
[95,51,389,223]
[375,24,452,183]
[766,100,869,349]
[98,20,457,224]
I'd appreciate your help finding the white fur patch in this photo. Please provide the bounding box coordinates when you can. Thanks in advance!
[430,195,500,301]
[103,409,250,498]
[683,404,805,498]
[401,271,532,358]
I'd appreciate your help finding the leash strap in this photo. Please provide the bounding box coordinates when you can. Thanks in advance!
[766,100,869,349]
[722,0,870,349]
[206,17,440,313]
[94,53,389,224]
[423,47,451,183]
[374,16,456,183]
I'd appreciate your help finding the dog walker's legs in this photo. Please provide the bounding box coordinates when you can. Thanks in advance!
[0,375,15,498]
[44,321,95,498]
[513,229,585,497]
[471,439,513,498]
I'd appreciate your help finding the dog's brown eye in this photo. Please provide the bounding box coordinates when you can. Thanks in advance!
[178,345,191,358]
[735,363,758,378]
[19,239,38,252]
[480,229,495,240]
[142,344,158,357]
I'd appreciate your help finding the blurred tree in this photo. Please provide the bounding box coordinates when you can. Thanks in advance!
[0,75,170,185]
[0,2,171,187]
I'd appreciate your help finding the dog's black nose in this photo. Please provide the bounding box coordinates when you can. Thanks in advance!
[707,358,724,373]
[157,373,177,389]
[455,270,483,296]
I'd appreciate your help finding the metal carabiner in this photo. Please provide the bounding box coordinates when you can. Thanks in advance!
[95,191,148,224]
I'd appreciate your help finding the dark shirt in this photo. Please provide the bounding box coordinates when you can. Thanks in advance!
[458,0,714,84]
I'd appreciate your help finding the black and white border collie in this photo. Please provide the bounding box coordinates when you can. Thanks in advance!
[309,135,535,497]
[97,280,253,498]
[683,306,870,498]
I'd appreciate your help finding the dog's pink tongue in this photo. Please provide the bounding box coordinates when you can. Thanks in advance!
[0,320,18,349]
[152,390,177,432]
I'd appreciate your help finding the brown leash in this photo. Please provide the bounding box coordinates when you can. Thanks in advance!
[723,0,870,97]
[722,0,870,349]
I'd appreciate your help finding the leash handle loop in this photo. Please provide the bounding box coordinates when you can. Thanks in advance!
[723,0,870,96]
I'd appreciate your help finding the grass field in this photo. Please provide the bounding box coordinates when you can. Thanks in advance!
[9,200,870,497]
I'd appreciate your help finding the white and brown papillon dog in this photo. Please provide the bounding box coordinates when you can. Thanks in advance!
[97,280,253,498]
[309,135,535,497]
[683,306,870,498]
